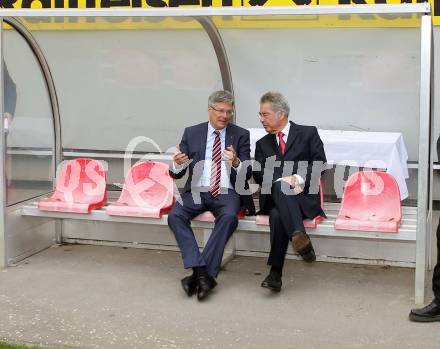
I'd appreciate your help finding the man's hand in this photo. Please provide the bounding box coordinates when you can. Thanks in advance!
[4,112,12,124]
[3,112,12,133]
[280,175,304,194]
[173,145,189,166]
[4,112,12,128]
[222,145,240,168]
[280,175,297,187]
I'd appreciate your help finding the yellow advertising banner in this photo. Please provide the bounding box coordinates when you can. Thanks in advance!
[0,0,434,28]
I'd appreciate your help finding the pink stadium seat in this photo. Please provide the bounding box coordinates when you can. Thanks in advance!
[255,180,325,228]
[335,171,401,233]
[38,158,107,213]
[193,209,247,222]
[106,161,174,218]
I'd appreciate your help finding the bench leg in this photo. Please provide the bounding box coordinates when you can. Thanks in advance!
[55,219,63,245]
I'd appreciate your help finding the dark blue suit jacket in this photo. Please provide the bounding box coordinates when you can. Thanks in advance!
[170,122,255,215]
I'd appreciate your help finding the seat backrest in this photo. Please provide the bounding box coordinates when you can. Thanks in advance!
[53,158,106,204]
[339,171,401,221]
[118,161,174,208]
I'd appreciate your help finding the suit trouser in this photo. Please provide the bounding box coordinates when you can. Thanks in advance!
[167,188,239,278]
[433,216,440,303]
[268,181,307,269]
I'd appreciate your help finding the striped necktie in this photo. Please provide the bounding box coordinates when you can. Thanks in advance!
[210,130,221,198]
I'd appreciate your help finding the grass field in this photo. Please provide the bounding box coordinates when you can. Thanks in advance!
[0,342,56,349]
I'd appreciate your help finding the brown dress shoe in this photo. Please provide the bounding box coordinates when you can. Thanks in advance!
[292,231,316,263]
[301,246,316,263]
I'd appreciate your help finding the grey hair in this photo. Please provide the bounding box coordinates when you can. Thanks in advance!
[208,90,234,107]
[260,91,290,117]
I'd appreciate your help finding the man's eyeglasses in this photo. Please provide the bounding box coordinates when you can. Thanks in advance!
[210,105,234,117]
[258,111,279,120]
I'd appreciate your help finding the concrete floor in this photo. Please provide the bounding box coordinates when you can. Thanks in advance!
[0,245,438,349]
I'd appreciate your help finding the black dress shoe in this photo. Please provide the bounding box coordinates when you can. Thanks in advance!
[409,300,440,322]
[181,275,197,297]
[261,273,282,292]
[197,275,217,301]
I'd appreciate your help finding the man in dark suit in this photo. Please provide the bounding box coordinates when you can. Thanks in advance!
[168,90,252,301]
[253,91,326,292]
[409,134,440,321]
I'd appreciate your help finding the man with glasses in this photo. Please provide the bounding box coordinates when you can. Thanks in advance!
[253,91,326,292]
[168,90,253,301]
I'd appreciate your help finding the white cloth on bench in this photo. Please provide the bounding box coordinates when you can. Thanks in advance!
[248,128,409,200]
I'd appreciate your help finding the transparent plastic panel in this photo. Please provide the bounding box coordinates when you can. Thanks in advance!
[218,13,422,161]
[27,17,223,155]
[3,22,54,206]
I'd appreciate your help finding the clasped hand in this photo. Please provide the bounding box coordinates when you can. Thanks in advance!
[222,145,240,168]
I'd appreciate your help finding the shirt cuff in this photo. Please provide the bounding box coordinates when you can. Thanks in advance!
[170,161,185,174]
